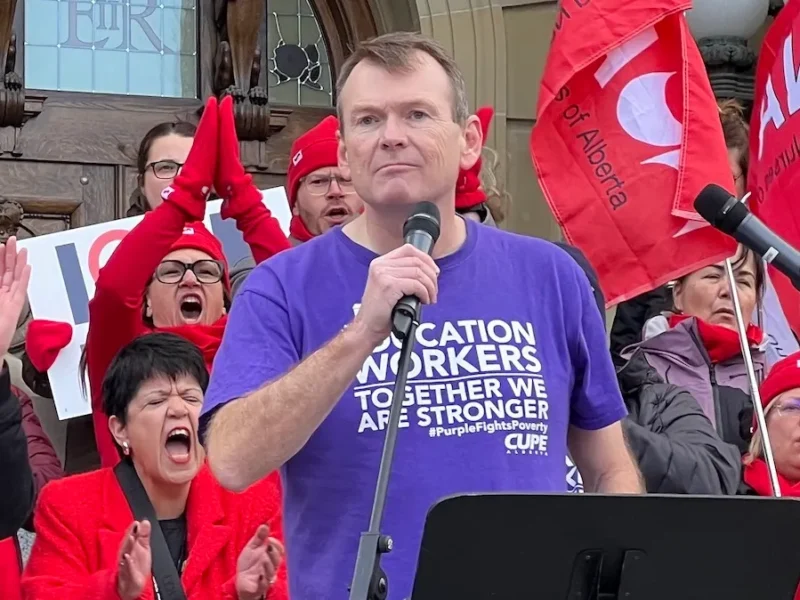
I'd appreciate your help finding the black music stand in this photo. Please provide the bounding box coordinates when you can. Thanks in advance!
[410,494,800,600]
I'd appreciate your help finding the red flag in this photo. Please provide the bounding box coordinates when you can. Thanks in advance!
[749,0,800,335]
[530,0,735,306]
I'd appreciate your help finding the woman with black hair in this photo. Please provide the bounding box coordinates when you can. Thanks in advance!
[23,333,287,600]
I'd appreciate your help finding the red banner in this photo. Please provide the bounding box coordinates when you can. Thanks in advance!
[749,0,800,335]
[530,0,735,306]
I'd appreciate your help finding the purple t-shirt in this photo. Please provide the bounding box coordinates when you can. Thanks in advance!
[203,218,626,599]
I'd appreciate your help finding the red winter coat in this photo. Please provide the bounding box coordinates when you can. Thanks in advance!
[22,462,288,600]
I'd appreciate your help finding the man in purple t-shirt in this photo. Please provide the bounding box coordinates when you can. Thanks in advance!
[203,32,642,599]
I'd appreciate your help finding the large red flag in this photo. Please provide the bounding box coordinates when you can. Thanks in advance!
[749,0,800,335]
[530,0,735,306]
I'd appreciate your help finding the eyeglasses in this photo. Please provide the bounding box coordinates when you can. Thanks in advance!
[154,260,224,285]
[773,398,800,418]
[303,174,355,196]
[146,160,184,180]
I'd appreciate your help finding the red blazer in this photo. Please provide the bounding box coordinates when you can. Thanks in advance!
[22,464,287,600]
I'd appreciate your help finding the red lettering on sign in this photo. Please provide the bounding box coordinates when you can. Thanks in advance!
[88,229,128,282]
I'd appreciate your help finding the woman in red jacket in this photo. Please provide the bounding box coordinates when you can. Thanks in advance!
[86,96,290,468]
[23,332,286,600]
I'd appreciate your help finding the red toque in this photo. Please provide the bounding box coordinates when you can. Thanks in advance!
[26,319,73,372]
[455,106,494,211]
[759,351,800,411]
[169,222,230,291]
[286,115,340,209]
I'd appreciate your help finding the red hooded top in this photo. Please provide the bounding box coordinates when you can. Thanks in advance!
[86,97,290,468]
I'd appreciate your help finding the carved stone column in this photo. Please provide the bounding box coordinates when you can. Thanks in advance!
[686,0,770,104]
[214,0,271,141]
[0,0,24,154]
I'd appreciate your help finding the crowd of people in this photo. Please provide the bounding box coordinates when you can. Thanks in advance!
[1,31,796,600]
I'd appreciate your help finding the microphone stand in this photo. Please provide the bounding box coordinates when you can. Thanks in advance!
[725,258,782,497]
[349,311,419,600]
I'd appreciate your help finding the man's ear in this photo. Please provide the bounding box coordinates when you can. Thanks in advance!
[337,128,349,174]
[459,115,483,172]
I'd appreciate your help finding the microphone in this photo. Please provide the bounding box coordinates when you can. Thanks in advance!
[391,201,441,339]
[694,184,800,290]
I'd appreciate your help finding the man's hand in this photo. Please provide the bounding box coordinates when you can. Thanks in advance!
[236,524,284,600]
[0,237,30,358]
[353,243,439,344]
[116,520,152,600]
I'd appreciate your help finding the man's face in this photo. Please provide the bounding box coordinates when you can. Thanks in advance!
[294,166,363,235]
[337,52,481,212]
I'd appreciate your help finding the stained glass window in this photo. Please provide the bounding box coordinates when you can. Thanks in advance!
[24,0,198,98]
[267,0,332,107]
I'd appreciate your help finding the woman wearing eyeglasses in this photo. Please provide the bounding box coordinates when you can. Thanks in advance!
[743,351,800,497]
[85,96,291,470]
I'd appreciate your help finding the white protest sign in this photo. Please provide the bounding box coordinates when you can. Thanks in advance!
[18,187,291,420]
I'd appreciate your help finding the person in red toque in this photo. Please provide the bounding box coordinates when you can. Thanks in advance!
[743,350,800,496]
[23,333,286,600]
[86,95,289,469]
[230,115,364,295]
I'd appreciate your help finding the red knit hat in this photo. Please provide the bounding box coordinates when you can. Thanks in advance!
[168,222,230,291]
[26,319,73,372]
[286,115,340,209]
[759,352,800,412]
[455,106,494,211]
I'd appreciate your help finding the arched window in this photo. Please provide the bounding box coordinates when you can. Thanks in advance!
[267,0,332,107]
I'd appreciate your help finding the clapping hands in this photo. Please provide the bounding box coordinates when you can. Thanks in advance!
[235,524,284,600]
[116,520,153,600]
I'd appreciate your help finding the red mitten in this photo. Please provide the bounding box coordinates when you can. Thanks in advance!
[161,96,219,222]
[215,95,265,221]
[26,319,73,372]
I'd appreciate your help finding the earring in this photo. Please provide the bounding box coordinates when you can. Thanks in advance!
[122,441,131,456]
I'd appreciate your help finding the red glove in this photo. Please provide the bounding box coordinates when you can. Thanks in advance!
[215,95,266,221]
[161,96,218,222]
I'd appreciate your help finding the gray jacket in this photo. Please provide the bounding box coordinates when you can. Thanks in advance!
[622,317,764,454]
[618,352,741,494]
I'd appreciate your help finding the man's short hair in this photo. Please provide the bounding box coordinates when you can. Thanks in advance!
[102,332,209,425]
[336,31,469,125]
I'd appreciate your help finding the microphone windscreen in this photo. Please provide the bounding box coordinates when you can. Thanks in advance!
[693,184,748,234]
[404,201,441,241]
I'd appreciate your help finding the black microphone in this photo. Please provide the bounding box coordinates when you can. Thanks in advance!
[391,201,441,339]
[694,184,800,290]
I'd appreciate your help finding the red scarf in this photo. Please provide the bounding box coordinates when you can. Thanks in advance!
[289,214,315,243]
[668,314,763,364]
[744,458,800,497]
[160,316,228,369]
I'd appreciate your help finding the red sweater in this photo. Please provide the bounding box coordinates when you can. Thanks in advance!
[86,196,287,468]
[22,463,288,600]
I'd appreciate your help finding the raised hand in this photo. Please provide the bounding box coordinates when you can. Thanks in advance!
[116,520,153,600]
[0,237,31,358]
[235,524,284,600]
[162,96,219,222]
[215,95,263,221]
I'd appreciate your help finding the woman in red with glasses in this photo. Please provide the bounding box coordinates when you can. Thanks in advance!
[86,96,290,469]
